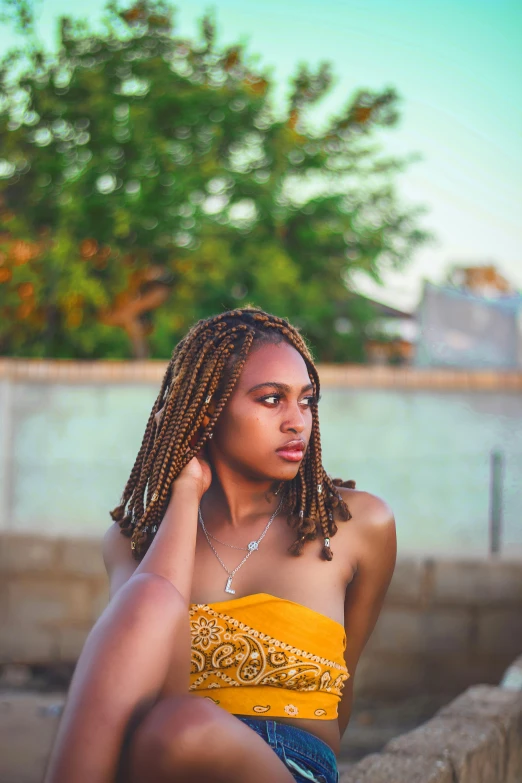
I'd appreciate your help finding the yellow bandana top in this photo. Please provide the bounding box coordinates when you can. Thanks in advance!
[188,593,349,720]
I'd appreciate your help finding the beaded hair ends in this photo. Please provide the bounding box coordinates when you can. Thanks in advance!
[110,306,355,560]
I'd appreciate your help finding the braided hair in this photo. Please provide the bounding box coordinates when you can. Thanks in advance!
[110,306,355,561]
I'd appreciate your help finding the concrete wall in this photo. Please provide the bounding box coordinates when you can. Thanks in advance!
[340,657,522,783]
[2,533,522,699]
[1,359,522,556]
[0,535,106,664]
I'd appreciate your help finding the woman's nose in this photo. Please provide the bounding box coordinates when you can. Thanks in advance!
[283,403,306,432]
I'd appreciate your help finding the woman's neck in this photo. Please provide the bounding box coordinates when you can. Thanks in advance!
[200,469,281,530]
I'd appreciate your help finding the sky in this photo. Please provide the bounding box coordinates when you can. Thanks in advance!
[1,0,521,311]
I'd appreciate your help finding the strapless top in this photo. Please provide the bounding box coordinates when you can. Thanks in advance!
[188,593,349,720]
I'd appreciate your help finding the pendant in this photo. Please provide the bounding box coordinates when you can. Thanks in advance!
[247,541,258,551]
[225,576,236,594]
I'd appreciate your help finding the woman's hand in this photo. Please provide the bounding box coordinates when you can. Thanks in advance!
[174,455,212,500]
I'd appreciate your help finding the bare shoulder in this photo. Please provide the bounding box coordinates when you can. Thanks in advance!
[335,486,396,565]
[338,486,395,527]
[102,522,137,596]
[102,521,131,570]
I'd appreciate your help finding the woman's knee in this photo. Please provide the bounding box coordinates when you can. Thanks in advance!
[129,695,225,778]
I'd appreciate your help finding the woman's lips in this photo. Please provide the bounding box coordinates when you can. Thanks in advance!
[276,449,304,462]
[276,442,305,462]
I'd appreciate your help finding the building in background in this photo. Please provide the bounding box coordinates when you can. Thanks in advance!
[415,265,522,369]
[359,297,417,365]
[446,264,515,297]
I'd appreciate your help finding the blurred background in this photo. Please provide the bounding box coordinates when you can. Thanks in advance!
[0,1,521,781]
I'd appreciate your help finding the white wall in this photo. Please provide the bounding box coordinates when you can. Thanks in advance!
[1,362,521,556]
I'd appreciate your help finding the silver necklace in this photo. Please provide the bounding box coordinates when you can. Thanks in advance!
[198,497,284,594]
[202,528,251,552]
[201,485,284,551]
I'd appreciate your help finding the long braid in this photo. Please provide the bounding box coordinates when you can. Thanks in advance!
[149,335,221,493]
[110,306,354,560]
[131,333,223,520]
[109,360,174,530]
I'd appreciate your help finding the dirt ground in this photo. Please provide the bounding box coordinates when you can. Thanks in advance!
[0,683,449,783]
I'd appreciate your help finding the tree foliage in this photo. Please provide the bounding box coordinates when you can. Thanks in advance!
[0,0,432,360]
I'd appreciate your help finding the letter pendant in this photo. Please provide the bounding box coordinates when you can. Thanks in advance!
[225,576,236,594]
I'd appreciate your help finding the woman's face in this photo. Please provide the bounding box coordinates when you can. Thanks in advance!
[209,341,315,482]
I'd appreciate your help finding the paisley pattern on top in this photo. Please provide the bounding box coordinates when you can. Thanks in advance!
[188,597,349,719]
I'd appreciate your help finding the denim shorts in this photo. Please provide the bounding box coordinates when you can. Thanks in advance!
[236,716,339,783]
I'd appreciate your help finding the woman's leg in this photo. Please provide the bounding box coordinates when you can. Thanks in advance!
[43,573,191,783]
[128,695,297,783]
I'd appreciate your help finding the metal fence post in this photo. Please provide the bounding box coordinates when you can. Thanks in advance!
[489,449,503,556]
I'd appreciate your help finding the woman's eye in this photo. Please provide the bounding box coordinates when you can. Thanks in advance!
[262,395,280,405]
[260,395,316,406]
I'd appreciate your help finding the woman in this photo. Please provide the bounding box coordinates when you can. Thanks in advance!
[44,306,396,783]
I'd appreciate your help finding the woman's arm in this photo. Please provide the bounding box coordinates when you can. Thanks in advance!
[337,492,397,737]
[43,458,210,783]
[103,456,211,604]
[131,481,200,602]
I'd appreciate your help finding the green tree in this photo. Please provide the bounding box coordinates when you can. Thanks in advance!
[0,0,432,360]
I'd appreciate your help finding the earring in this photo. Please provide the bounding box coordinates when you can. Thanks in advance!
[209,432,213,439]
